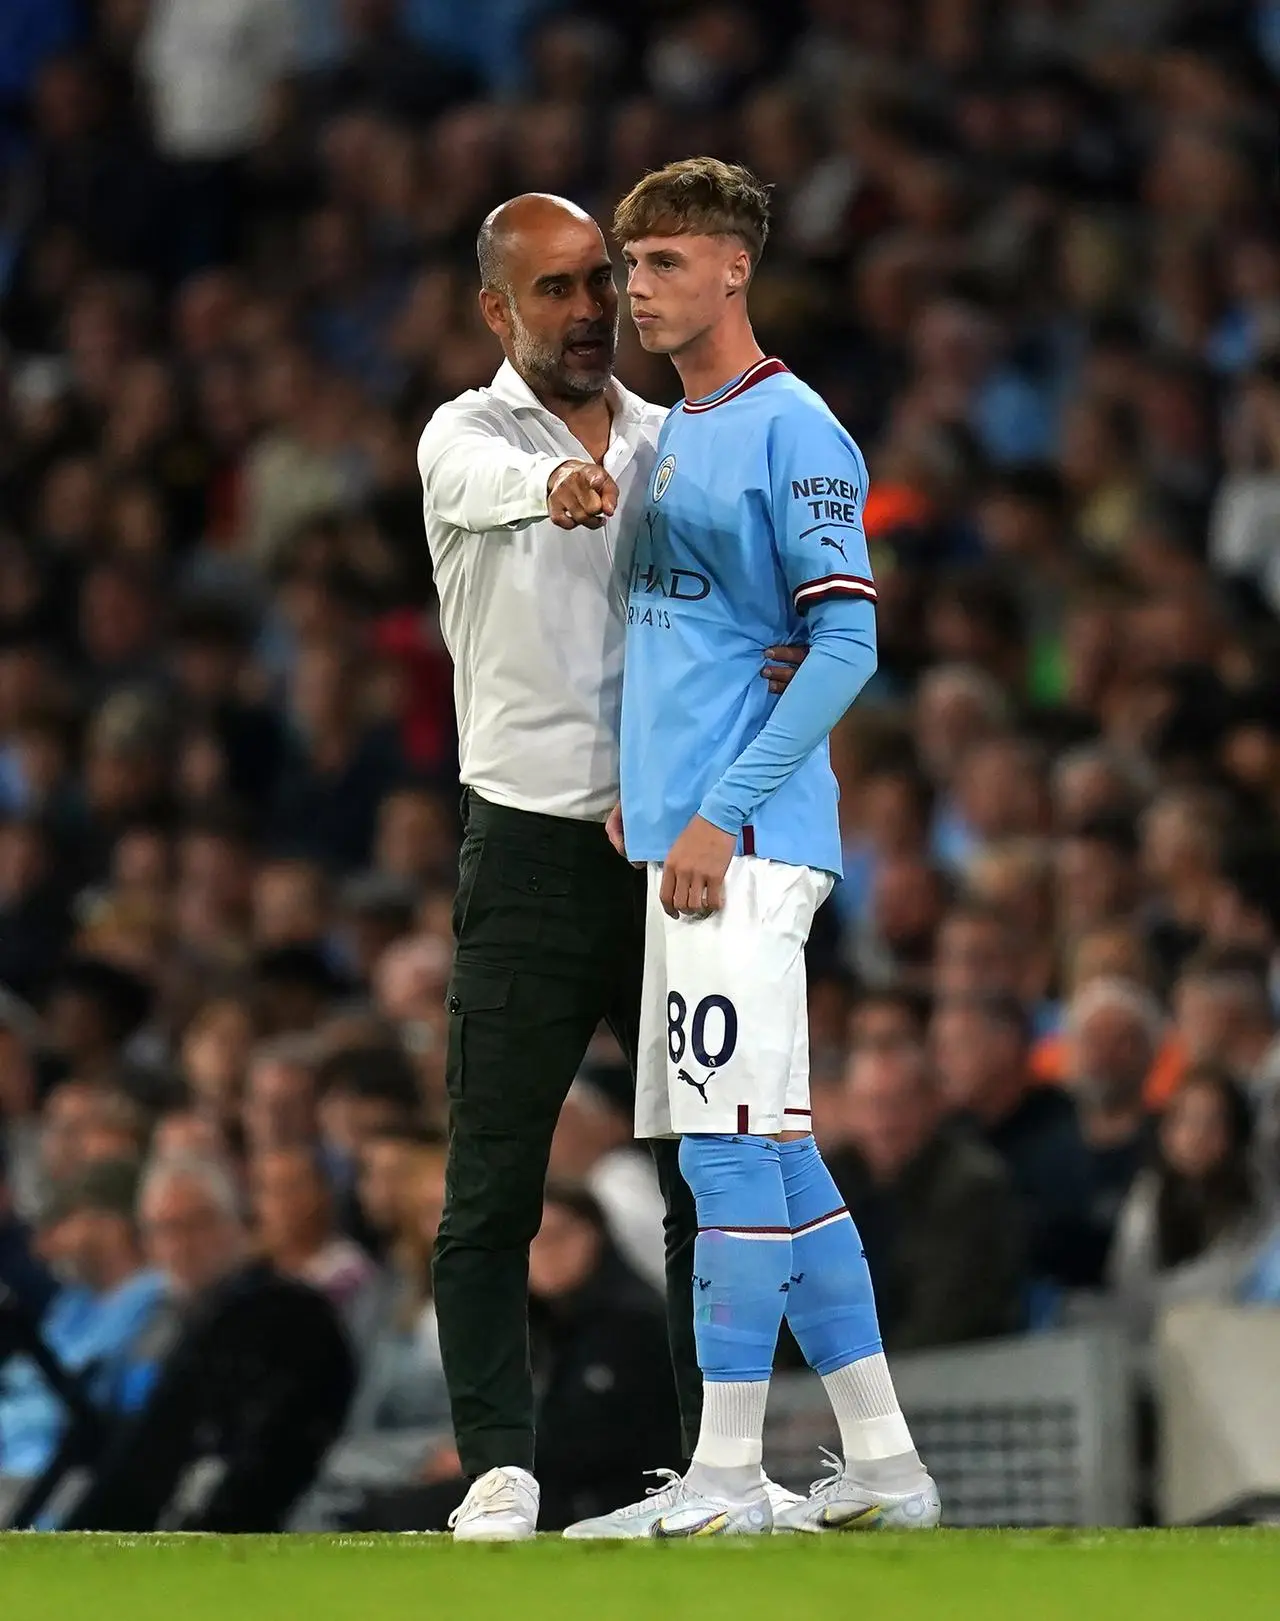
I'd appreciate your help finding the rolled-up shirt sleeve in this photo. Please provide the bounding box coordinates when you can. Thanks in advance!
[418,406,567,535]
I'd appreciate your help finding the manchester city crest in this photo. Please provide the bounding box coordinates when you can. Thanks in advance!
[653,454,676,501]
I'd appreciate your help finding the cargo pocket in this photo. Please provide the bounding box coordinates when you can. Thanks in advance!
[496,850,579,953]
[445,965,513,1109]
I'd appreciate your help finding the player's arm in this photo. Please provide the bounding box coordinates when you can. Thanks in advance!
[418,408,615,534]
[696,410,877,839]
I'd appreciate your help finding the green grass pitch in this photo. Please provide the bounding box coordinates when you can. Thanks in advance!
[2,1531,1277,1621]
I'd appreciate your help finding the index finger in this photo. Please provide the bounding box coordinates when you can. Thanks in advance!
[764,645,805,665]
[600,474,619,517]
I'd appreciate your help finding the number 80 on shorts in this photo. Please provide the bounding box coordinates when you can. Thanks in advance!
[667,992,739,1070]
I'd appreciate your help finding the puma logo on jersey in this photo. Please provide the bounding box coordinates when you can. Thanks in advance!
[820,535,848,561]
[678,1067,709,1103]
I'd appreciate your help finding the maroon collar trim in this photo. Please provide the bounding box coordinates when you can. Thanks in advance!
[681,357,789,413]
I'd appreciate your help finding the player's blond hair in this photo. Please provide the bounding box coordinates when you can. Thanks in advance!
[613,157,771,268]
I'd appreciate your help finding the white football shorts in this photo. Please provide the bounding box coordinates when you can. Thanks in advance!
[633,854,833,1139]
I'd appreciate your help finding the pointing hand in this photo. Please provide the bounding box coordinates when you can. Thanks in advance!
[548,460,619,530]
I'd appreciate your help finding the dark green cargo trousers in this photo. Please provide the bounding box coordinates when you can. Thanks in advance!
[432,790,701,1478]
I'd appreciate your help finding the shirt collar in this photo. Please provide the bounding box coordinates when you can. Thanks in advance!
[487,359,649,426]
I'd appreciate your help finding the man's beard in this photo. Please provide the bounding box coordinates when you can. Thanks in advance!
[510,314,617,401]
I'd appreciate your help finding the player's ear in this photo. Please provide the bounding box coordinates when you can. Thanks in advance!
[725,247,752,298]
[478,286,511,339]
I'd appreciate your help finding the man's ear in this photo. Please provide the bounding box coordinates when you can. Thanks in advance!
[479,287,510,339]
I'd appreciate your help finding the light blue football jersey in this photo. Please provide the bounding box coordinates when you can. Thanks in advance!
[619,358,877,878]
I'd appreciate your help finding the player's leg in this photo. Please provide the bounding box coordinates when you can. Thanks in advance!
[566,858,788,1538]
[652,858,830,1535]
[771,873,939,1532]
[774,1134,940,1530]
[663,1129,788,1537]
[603,861,702,1460]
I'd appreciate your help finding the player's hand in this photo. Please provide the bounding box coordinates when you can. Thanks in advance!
[762,643,808,695]
[605,803,644,868]
[605,802,626,857]
[548,460,618,530]
[661,815,737,919]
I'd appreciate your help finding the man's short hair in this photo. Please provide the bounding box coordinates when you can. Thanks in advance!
[1220,834,1280,940]
[938,990,1032,1047]
[940,900,1017,940]
[850,985,933,1037]
[41,1157,141,1230]
[613,158,771,268]
[1067,976,1166,1046]
[142,1152,243,1221]
[50,956,153,1043]
[1177,946,1272,1017]
[476,212,508,294]
[1070,811,1140,861]
[317,1043,420,1110]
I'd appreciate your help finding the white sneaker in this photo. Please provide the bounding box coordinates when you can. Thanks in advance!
[563,1472,795,1540]
[562,1469,685,1539]
[772,1449,941,1533]
[448,1466,540,1541]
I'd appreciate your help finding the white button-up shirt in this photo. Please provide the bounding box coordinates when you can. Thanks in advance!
[418,361,666,822]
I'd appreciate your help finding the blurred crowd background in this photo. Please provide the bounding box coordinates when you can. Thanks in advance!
[2,0,1280,1531]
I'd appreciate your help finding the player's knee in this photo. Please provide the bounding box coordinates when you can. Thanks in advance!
[679,1133,786,1228]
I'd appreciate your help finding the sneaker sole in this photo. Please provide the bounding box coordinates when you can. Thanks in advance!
[452,1525,537,1542]
[562,1524,656,1541]
[778,1490,941,1534]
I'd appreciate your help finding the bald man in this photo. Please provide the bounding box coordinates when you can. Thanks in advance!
[418,197,710,1539]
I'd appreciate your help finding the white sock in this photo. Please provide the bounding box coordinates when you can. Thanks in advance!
[822,1353,917,1467]
[690,1380,769,1470]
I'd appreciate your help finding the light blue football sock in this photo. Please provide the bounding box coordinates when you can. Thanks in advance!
[679,1133,791,1475]
[779,1135,883,1375]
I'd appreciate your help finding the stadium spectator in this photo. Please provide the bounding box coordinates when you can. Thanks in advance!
[178,997,257,1142]
[60,1155,356,1531]
[317,1042,421,1166]
[1109,1066,1264,1344]
[826,1042,1024,1349]
[0,996,43,1223]
[250,1143,377,1335]
[0,1160,165,1526]
[292,1132,451,1527]
[242,1035,321,1155]
[931,992,1097,1287]
[1170,948,1278,1097]
[0,1150,56,1316]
